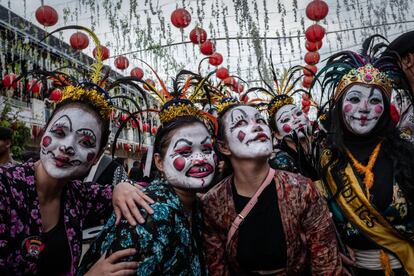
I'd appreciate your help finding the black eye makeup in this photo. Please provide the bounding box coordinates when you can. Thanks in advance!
[77,129,97,148]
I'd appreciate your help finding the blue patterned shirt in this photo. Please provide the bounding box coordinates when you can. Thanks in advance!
[78,179,207,275]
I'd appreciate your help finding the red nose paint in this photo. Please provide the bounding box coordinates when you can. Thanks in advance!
[282,124,292,133]
[42,136,52,147]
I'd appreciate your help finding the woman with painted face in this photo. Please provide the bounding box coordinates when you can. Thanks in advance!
[317,44,414,275]
[0,86,153,275]
[78,72,217,274]
[200,101,342,275]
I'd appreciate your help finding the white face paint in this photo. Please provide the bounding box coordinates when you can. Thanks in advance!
[274,104,310,139]
[40,107,102,179]
[342,85,384,135]
[163,123,216,189]
[223,105,272,159]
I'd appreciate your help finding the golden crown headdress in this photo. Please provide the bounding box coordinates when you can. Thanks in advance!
[334,64,393,102]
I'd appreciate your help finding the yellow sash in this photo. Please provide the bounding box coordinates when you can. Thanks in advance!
[321,150,414,275]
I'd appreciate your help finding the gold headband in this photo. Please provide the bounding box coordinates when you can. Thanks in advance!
[334,64,393,102]
[268,95,294,117]
[59,85,112,120]
[159,102,200,125]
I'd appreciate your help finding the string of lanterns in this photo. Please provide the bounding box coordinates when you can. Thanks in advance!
[302,0,329,113]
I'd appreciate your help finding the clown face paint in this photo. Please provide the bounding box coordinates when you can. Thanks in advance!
[342,85,384,135]
[163,123,216,189]
[223,105,272,159]
[40,107,102,179]
[274,104,310,139]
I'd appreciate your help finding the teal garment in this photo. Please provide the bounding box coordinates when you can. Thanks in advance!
[77,179,207,276]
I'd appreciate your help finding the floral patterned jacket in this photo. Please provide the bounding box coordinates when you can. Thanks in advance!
[0,161,113,275]
[78,179,207,276]
[201,170,342,275]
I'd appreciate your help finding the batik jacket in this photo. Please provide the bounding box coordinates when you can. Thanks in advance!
[0,161,113,275]
[201,170,342,275]
[78,179,208,276]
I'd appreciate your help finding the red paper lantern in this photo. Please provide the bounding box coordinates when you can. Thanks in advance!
[114,56,129,70]
[70,32,89,50]
[151,127,158,135]
[2,73,16,88]
[120,113,128,122]
[142,123,150,132]
[302,99,311,107]
[131,120,139,129]
[209,53,223,66]
[26,80,42,94]
[171,8,191,28]
[200,40,215,55]
[35,5,58,27]
[130,67,144,79]
[302,76,314,88]
[306,0,329,21]
[305,24,325,42]
[189,27,207,44]
[216,67,229,80]
[302,93,311,100]
[232,83,244,93]
[92,46,110,60]
[303,65,318,76]
[223,77,237,88]
[305,40,323,52]
[123,143,131,151]
[49,89,62,101]
[143,79,156,91]
[304,52,320,65]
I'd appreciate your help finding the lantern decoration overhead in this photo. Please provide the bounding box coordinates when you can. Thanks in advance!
[304,52,320,65]
[303,65,318,76]
[151,127,158,135]
[131,119,139,129]
[130,67,144,79]
[189,27,207,44]
[303,0,329,90]
[200,40,215,55]
[114,56,129,70]
[305,24,325,42]
[49,89,62,101]
[2,73,17,89]
[142,123,150,132]
[26,80,42,95]
[305,40,323,52]
[171,8,191,28]
[35,5,58,27]
[216,67,229,80]
[306,0,329,21]
[92,46,110,60]
[223,77,237,89]
[70,32,89,50]
[209,53,223,66]
[143,79,156,91]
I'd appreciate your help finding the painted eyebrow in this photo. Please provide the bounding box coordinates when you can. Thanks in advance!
[174,138,192,148]
[51,115,72,131]
[276,107,295,121]
[76,128,97,141]
[346,90,362,95]
[200,136,211,144]
[230,108,248,123]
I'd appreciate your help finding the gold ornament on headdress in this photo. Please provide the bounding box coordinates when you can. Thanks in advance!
[334,64,393,102]
[159,102,200,125]
[59,85,112,119]
[268,96,294,117]
[216,98,240,114]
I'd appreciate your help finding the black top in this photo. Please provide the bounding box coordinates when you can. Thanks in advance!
[232,180,287,272]
[343,138,394,250]
[37,210,71,275]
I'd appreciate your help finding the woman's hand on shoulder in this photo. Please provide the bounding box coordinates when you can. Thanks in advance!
[113,181,155,226]
[85,248,138,276]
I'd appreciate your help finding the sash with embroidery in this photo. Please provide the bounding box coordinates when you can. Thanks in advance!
[321,150,414,275]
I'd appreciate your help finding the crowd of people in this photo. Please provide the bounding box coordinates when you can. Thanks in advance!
[0,26,413,276]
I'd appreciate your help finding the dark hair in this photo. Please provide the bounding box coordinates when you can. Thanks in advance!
[46,100,110,152]
[0,126,12,141]
[153,116,207,158]
[325,90,414,203]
